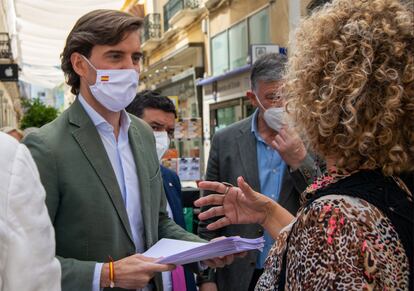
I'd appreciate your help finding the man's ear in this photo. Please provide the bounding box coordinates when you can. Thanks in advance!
[246,90,258,107]
[71,53,87,77]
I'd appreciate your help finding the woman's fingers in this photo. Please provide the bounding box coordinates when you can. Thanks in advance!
[198,206,225,220]
[198,181,229,194]
[207,216,232,230]
[274,133,286,149]
[194,194,224,208]
[237,176,257,200]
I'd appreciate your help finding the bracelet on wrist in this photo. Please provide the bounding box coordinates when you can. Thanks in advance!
[108,256,115,288]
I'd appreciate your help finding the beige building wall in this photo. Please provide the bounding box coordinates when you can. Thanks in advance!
[0,0,21,128]
[147,19,206,67]
[209,0,269,36]
[270,0,290,46]
[141,0,315,74]
[203,0,292,75]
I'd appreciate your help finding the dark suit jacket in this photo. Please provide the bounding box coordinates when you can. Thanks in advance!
[197,115,318,291]
[161,166,197,291]
[23,99,204,291]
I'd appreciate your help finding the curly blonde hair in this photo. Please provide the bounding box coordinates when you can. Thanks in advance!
[286,0,414,175]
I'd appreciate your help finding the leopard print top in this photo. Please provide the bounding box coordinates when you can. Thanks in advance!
[255,176,410,290]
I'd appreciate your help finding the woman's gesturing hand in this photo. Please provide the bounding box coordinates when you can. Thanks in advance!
[194,176,275,230]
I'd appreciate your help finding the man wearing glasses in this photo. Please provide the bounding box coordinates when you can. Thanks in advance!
[197,53,320,291]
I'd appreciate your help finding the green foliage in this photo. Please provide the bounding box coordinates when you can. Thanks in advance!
[20,98,59,130]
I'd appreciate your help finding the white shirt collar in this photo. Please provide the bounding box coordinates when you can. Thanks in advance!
[78,94,131,135]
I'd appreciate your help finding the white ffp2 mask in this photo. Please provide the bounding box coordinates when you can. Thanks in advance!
[255,95,285,131]
[82,55,139,112]
[154,131,170,161]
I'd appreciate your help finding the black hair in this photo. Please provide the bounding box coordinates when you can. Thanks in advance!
[126,90,177,118]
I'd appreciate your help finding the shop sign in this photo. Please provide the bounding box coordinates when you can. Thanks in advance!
[250,44,281,64]
[216,72,250,99]
[0,64,18,82]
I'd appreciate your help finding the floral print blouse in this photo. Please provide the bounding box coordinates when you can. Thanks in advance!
[255,174,410,290]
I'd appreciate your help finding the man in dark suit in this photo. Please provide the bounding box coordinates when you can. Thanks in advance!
[127,90,198,291]
[197,53,320,291]
[23,10,230,291]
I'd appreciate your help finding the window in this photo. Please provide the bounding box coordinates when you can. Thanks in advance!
[211,7,270,76]
[249,8,270,44]
[211,31,229,76]
[229,21,248,70]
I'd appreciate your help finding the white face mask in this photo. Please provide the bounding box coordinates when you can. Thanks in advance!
[255,94,285,131]
[154,131,170,161]
[82,55,139,112]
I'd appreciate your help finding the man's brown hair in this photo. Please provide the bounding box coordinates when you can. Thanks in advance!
[61,9,143,95]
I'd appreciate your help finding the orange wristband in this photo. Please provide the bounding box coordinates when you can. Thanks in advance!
[108,256,115,288]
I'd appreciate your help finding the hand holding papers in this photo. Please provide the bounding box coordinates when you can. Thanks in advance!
[143,236,265,266]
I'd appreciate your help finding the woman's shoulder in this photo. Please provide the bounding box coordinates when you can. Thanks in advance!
[286,194,410,290]
[296,194,403,257]
[301,194,386,228]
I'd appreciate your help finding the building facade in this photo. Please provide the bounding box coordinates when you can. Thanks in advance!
[127,0,320,178]
[198,0,315,166]
[126,0,207,185]
[0,0,21,128]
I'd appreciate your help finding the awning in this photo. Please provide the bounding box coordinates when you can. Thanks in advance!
[14,0,127,89]
[196,64,251,86]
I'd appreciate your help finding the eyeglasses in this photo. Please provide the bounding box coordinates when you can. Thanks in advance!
[264,93,283,104]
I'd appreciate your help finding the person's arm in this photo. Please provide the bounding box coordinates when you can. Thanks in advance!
[289,154,320,192]
[23,133,100,290]
[3,142,61,291]
[99,254,174,289]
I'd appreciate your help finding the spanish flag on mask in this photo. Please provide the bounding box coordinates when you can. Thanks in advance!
[101,75,109,82]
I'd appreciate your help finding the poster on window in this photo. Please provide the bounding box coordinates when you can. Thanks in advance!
[174,118,202,139]
[187,118,202,139]
[174,119,187,139]
[178,157,200,181]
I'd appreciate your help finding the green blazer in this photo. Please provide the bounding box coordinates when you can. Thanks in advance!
[23,99,204,291]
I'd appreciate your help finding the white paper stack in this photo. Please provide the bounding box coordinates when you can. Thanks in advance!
[143,236,265,266]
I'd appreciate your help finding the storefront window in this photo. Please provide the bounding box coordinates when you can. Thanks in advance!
[161,76,198,118]
[210,8,271,76]
[210,99,243,137]
[159,75,203,181]
[211,31,229,76]
[249,8,270,45]
[215,106,236,132]
[229,21,248,70]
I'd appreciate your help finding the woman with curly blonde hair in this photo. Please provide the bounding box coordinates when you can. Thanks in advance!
[195,0,413,289]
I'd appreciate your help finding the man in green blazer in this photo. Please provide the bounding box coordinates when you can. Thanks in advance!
[23,10,229,291]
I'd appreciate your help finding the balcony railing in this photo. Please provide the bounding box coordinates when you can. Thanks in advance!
[163,0,200,32]
[143,13,162,43]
